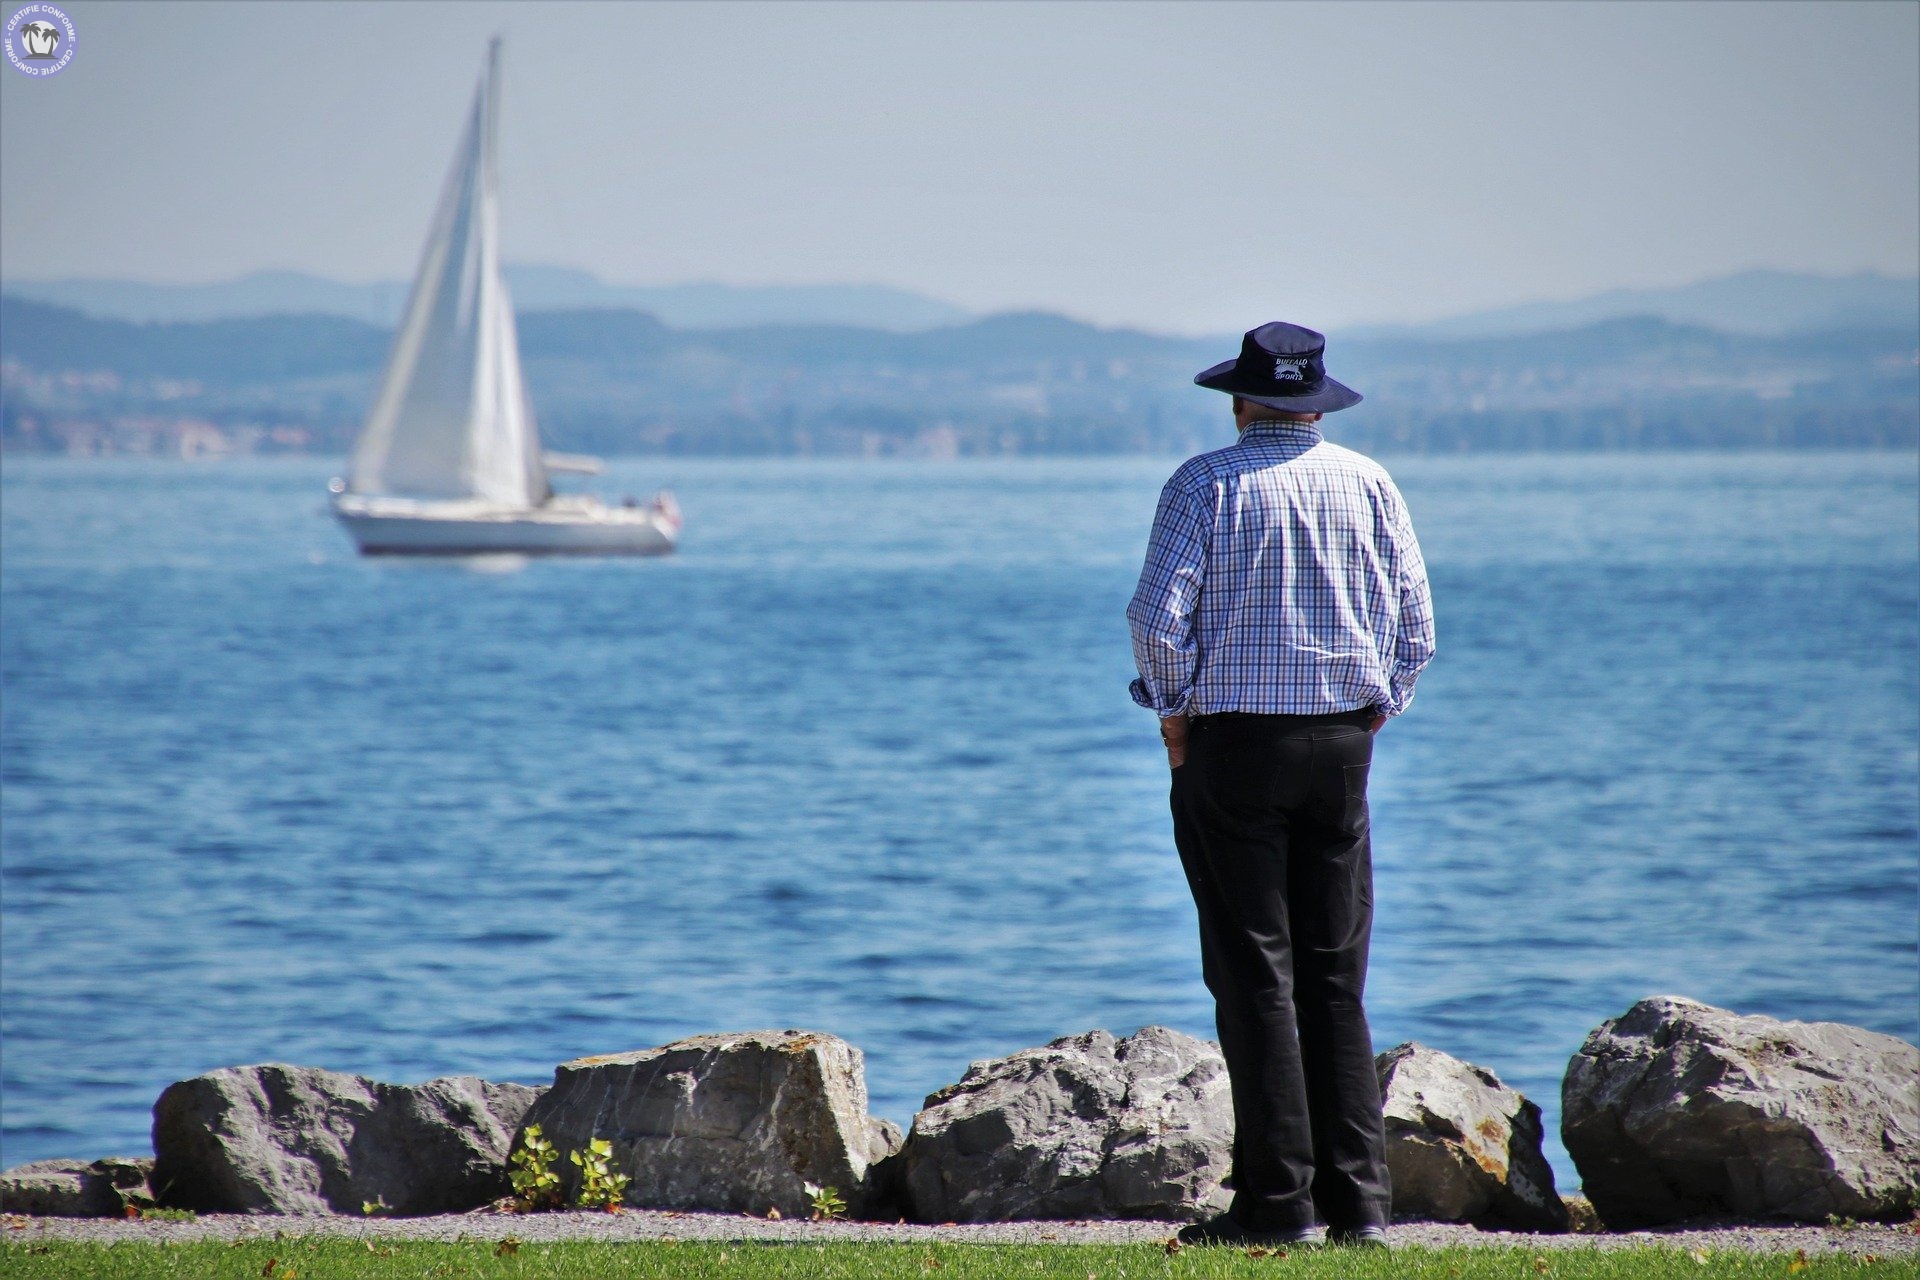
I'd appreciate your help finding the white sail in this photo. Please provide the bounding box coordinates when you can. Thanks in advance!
[347,40,550,508]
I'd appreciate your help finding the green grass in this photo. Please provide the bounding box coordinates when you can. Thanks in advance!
[0,1239,1905,1280]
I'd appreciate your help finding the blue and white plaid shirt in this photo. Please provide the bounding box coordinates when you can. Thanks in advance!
[1127,420,1435,719]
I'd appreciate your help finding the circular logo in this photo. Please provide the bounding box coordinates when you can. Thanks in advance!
[5,4,75,77]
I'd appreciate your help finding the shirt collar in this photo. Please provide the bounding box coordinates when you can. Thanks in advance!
[1238,418,1323,446]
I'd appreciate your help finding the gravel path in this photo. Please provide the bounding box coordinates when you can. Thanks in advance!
[8,1210,1916,1258]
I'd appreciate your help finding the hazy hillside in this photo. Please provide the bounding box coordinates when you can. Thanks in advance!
[1366,269,1919,339]
[9,267,1914,340]
[0,267,974,332]
[3,296,1914,458]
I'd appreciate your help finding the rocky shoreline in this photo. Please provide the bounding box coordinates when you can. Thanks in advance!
[5,996,1915,1238]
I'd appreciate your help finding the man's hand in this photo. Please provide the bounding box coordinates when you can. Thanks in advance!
[1369,712,1388,734]
[1160,714,1190,770]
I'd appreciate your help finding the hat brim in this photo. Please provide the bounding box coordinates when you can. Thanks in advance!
[1195,358,1363,413]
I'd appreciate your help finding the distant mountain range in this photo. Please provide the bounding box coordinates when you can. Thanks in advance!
[0,266,973,333]
[2,267,1913,338]
[4,292,1913,458]
[1358,269,1919,339]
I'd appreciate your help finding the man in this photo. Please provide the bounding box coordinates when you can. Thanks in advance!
[1127,322,1435,1249]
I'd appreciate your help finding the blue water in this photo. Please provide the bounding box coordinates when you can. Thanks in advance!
[3,453,1916,1196]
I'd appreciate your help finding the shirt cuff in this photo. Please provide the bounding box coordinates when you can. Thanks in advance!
[1130,676,1188,715]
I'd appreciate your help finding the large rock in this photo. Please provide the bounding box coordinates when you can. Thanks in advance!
[0,1157,154,1217]
[1377,1042,1567,1231]
[518,1030,902,1218]
[1563,996,1920,1226]
[151,1064,542,1215]
[900,1026,1231,1223]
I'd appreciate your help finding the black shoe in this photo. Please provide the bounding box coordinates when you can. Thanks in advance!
[1176,1215,1321,1248]
[1326,1224,1391,1249]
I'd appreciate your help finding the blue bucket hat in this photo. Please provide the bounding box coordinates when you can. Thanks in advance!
[1195,321,1363,414]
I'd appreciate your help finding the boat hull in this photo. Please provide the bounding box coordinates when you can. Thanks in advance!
[333,498,677,556]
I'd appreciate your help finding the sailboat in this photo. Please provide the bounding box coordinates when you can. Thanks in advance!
[331,40,680,556]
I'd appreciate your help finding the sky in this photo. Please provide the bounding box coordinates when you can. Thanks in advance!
[1,0,1915,334]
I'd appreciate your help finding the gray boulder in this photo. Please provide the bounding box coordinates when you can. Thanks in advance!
[0,1157,154,1217]
[900,1026,1232,1223]
[151,1064,542,1215]
[1376,1042,1567,1231]
[1563,996,1920,1226]
[518,1030,901,1218]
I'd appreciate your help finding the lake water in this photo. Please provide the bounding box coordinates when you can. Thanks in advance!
[2,452,1916,1195]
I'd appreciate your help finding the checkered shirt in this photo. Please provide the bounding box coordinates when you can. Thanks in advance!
[1127,420,1435,718]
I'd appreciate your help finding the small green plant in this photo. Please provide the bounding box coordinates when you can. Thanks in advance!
[360,1195,391,1217]
[508,1124,562,1211]
[569,1137,630,1212]
[133,1206,197,1222]
[804,1182,846,1222]
[107,1167,164,1216]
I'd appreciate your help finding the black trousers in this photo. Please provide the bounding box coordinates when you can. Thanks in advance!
[1171,708,1392,1233]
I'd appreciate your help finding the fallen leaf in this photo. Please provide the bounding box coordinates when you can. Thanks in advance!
[1787,1250,1809,1275]
[1692,1248,1711,1264]
[1162,1237,1182,1256]
[262,1260,278,1277]
[766,1205,781,1220]
[1534,1257,1550,1274]
[495,1236,521,1257]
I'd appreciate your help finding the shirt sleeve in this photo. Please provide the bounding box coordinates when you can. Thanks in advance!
[1126,474,1211,715]
[1381,481,1435,716]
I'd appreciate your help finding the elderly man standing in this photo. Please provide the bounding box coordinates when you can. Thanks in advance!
[1128,322,1435,1249]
